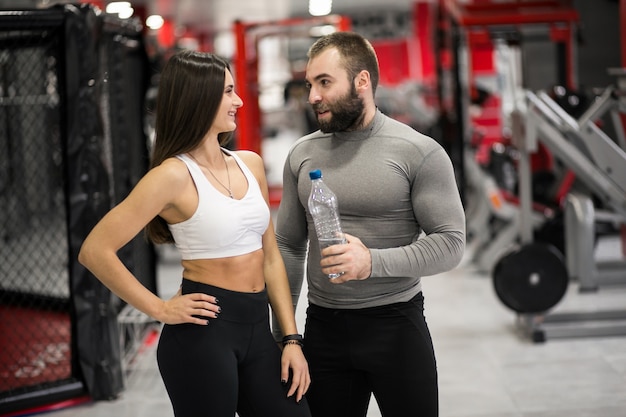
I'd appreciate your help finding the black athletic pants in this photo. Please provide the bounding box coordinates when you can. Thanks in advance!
[303,292,438,417]
[157,279,311,417]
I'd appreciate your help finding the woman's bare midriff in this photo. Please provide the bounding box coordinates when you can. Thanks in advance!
[180,249,266,293]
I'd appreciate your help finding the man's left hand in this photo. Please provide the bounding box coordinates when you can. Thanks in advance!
[320,233,372,283]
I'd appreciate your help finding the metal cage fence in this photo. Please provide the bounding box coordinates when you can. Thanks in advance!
[0,4,155,414]
[0,9,71,401]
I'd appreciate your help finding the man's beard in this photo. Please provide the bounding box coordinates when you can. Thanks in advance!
[313,84,365,133]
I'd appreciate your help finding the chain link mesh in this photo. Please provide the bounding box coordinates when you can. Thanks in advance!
[0,23,71,396]
[0,6,154,409]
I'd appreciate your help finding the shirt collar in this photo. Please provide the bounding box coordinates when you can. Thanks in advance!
[334,108,384,142]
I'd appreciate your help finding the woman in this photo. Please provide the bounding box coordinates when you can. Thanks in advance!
[78,50,311,417]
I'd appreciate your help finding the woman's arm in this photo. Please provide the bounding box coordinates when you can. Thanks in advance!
[78,159,219,325]
[239,150,310,401]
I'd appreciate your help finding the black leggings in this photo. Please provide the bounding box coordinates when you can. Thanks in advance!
[303,292,438,417]
[156,279,311,417]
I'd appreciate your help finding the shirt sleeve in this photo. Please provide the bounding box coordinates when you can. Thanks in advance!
[370,147,466,278]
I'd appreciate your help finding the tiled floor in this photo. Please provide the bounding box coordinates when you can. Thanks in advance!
[44,236,626,417]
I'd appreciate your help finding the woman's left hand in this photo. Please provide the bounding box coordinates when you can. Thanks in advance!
[280,344,310,402]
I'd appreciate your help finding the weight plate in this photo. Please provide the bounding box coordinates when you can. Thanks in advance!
[493,243,568,313]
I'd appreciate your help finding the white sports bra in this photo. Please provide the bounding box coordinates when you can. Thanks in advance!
[167,150,270,260]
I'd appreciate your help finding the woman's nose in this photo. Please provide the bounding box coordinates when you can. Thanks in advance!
[235,92,243,108]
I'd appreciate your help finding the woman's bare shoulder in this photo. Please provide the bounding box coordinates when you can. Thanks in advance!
[149,156,190,184]
[232,150,263,171]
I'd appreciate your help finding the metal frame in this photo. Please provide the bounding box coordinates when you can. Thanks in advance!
[436,0,580,226]
[232,15,351,207]
[565,192,626,292]
[511,82,626,342]
[233,15,351,156]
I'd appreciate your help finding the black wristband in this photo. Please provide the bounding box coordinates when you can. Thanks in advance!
[282,334,304,347]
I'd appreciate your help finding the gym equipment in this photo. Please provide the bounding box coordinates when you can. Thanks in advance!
[494,78,626,342]
[233,15,351,156]
[565,192,626,292]
[465,153,550,274]
[493,242,568,314]
[443,0,582,271]
[435,0,580,206]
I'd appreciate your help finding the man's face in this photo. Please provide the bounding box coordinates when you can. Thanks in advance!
[305,48,365,133]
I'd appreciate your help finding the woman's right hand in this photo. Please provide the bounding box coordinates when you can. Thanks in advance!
[157,289,220,325]
[281,344,310,402]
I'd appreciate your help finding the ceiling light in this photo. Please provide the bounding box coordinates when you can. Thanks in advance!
[146,15,165,30]
[309,0,332,17]
[106,1,134,19]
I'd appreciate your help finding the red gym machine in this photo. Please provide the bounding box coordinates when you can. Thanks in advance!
[232,15,350,206]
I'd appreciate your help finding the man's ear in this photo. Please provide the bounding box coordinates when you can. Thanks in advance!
[354,70,371,92]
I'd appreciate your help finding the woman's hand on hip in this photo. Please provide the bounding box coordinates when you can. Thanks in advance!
[157,289,220,325]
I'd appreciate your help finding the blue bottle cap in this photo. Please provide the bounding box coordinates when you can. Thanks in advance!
[309,169,322,180]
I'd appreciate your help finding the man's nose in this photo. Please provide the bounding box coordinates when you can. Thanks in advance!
[308,88,321,104]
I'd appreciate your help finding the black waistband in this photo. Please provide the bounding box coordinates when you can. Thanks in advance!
[180,278,268,323]
[308,291,424,316]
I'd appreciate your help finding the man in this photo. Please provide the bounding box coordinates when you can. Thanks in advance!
[274,31,466,417]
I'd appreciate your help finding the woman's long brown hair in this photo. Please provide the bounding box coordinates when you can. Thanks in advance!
[145,50,233,244]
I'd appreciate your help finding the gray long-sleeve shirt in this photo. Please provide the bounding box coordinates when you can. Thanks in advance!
[276,110,466,312]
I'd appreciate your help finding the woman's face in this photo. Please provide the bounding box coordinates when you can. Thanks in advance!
[210,69,243,135]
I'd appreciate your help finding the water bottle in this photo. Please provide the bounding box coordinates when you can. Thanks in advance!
[308,169,346,279]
